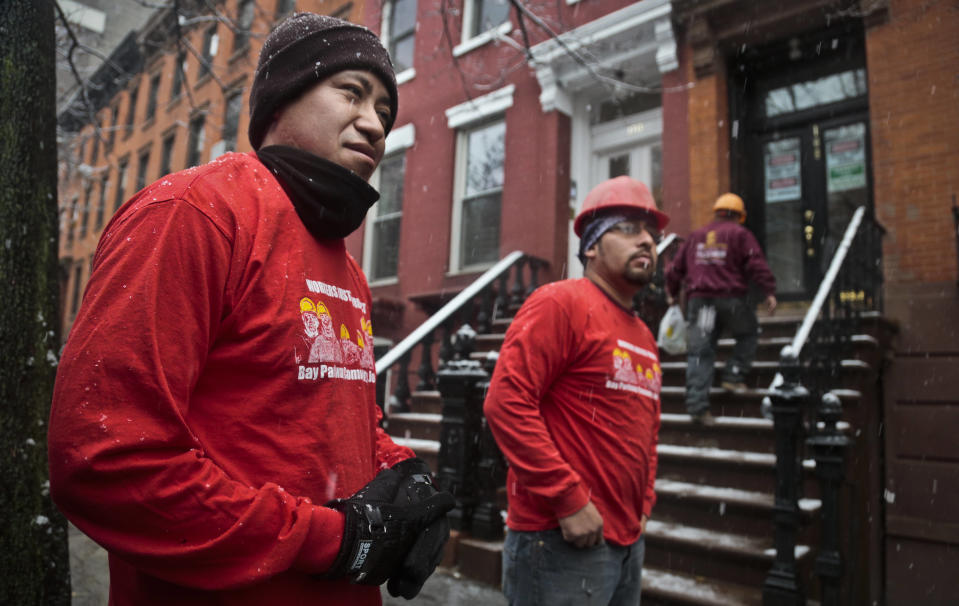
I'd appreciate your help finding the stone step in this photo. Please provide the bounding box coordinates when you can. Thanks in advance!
[653,478,820,542]
[644,519,813,587]
[658,359,874,391]
[659,413,775,454]
[642,566,762,606]
[386,412,443,442]
[655,442,819,495]
[389,436,439,471]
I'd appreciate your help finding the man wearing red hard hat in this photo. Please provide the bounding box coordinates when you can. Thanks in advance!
[485,176,666,605]
[665,193,777,426]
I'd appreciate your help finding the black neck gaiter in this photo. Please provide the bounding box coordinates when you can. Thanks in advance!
[256,145,380,240]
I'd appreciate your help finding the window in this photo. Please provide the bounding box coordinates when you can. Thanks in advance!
[275,0,296,17]
[90,130,100,165]
[106,103,119,153]
[70,264,83,318]
[145,72,161,121]
[199,26,218,78]
[66,197,79,247]
[114,158,128,211]
[95,174,109,231]
[170,52,186,100]
[385,0,417,73]
[160,133,176,176]
[233,0,255,52]
[456,119,505,268]
[126,84,139,134]
[222,90,243,152]
[467,0,510,38]
[79,181,93,239]
[136,149,151,191]
[187,114,206,167]
[76,138,86,165]
[369,153,405,280]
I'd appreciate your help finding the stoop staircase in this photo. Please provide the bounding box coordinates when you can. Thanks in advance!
[379,209,888,605]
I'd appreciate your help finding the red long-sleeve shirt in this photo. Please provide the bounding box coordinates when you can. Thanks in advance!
[49,152,413,605]
[666,219,776,299]
[484,279,660,546]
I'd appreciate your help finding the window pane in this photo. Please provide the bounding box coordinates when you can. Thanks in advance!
[372,217,401,280]
[764,138,803,294]
[475,0,510,36]
[223,92,243,151]
[392,34,415,73]
[608,154,629,178]
[391,0,417,37]
[187,116,206,167]
[465,121,505,197]
[765,68,867,117]
[378,154,405,215]
[461,192,500,266]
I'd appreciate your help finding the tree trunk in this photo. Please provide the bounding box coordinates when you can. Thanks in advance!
[0,1,71,603]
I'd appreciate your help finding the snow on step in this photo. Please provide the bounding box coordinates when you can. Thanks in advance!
[657,444,776,466]
[655,478,821,513]
[390,437,439,453]
[646,519,811,560]
[643,567,761,606]
[389,412,442,422]
[660,413,773,429]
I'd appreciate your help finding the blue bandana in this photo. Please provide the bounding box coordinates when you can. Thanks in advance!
[577,212,633,265]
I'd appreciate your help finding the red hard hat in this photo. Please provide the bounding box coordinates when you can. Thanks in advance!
[573,176,670,236]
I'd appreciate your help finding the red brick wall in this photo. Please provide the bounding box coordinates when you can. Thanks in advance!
[865,0,959,285]
[686,57,731,231]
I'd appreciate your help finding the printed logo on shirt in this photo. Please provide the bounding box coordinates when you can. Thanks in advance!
[605,338,661,398]
[295,285,375,383]
[694,230,728,265]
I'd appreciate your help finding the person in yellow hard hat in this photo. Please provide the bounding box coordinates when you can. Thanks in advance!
[665,193,777,426]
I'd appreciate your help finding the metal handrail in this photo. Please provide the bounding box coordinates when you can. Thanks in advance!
[376,232,678,376]
[765,206,867,394]
[375,251,524,375]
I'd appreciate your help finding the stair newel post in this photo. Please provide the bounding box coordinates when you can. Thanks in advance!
[388,352,412,414]
[495,272,510,318]
[438,319,454,370]
[476,286,493,335]
[471,351,506,540]
[763,350,808,606]
[435,325,486,531]
[525,259,541,298]
[807,392,852,606]
[509,257,527,307]
[415,329,435,391]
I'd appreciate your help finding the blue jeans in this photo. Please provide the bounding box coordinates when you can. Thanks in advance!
[502,529,645,606]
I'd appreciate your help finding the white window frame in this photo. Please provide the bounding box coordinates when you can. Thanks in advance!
[381,0,417,84]
[453,18,512,58]
[364,123,415,285]
[445,85,514,274]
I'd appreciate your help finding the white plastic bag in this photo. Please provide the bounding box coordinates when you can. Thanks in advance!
[657,304,687,355]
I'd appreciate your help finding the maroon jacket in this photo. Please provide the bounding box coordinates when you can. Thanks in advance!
[666,219,776,299]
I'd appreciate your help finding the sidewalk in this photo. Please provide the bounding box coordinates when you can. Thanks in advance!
[69,525,505,605]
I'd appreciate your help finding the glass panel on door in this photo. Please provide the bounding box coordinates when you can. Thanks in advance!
[822,122,868,266]
[763,137,804,294]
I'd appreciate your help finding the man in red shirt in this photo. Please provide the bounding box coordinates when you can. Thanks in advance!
[665,193,777,425]
[48,14,451,605]
[485,176,667,606]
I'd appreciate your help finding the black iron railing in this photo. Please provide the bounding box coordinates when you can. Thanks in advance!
[375,251,548,414]
[763,205,885,605]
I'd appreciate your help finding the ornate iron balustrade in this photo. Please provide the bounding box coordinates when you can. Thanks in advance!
[375,251,548,413]
[763,206,885,605]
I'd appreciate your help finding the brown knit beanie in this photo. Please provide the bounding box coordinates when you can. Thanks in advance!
[248,13,398,150]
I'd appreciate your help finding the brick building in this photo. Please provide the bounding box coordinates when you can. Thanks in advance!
[56,0,956,602]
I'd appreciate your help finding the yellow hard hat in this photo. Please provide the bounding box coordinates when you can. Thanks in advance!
[713,193,746,223]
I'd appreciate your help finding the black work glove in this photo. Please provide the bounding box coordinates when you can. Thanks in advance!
[323,466,454,586]
[386,458,454,599]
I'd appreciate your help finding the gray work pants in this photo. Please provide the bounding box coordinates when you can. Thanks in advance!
[685,296,758,415]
